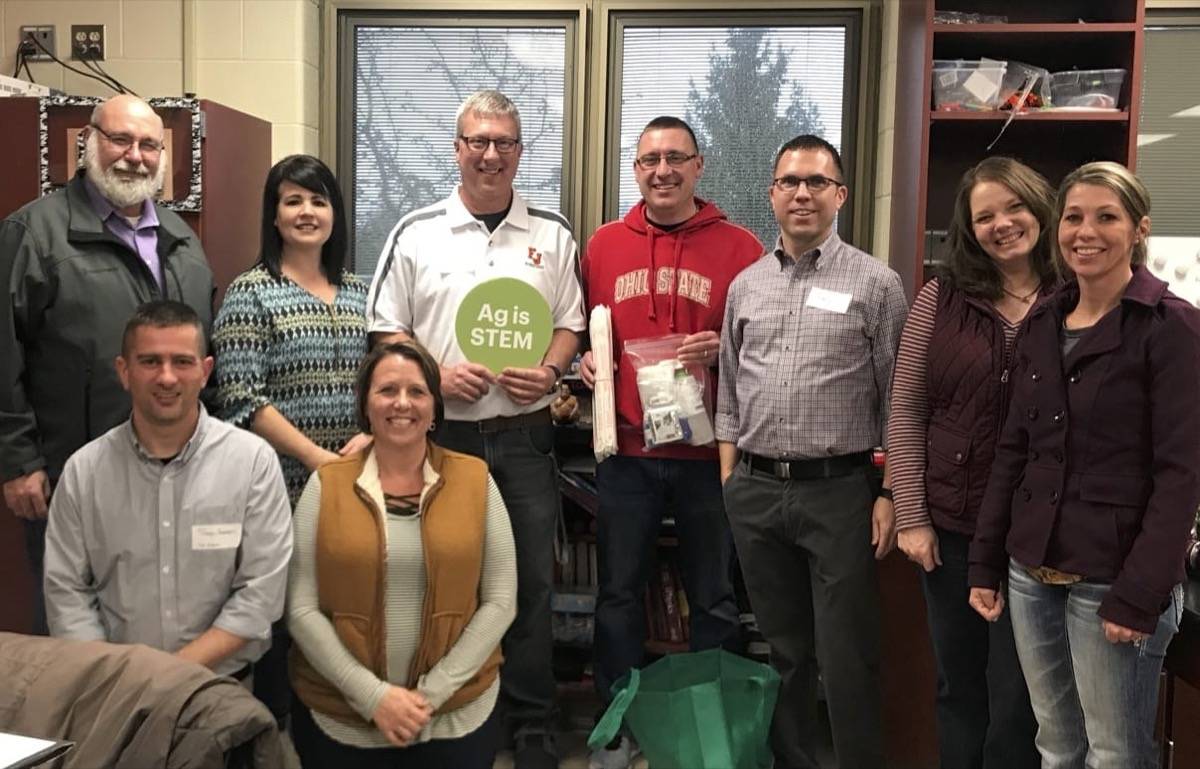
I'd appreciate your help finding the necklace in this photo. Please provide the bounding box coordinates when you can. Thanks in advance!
[1001,281,1041,303]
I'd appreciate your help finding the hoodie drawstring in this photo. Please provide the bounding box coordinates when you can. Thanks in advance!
[666,230,686,333]
[644,222,690,333]
[646,227,658,322]
[638,199,711,331]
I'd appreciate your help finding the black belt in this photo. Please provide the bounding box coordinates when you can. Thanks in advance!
[230,664,252,681]
[450,407,552,434]
[742,451,870,480]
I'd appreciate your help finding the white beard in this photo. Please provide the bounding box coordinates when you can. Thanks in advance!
[84,134,167,210]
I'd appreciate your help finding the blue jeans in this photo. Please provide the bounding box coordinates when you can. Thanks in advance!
[1007,560,1183,769]
[434,421,559,736]
[593,455,740,701]
[921,529,1038,769]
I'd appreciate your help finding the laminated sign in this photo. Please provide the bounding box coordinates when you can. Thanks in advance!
[455,277,553,373]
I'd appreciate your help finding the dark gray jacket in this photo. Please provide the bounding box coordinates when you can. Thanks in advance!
[0,173,214,482]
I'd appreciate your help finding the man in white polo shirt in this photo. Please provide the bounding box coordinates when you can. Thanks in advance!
[367,89,584,769]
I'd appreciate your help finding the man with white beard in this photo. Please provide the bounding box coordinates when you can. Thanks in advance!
[0,94,214,635]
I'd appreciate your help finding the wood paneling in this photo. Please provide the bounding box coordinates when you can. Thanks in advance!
[0,99,270,635]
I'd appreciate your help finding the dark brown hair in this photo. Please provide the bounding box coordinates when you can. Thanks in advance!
[121,300,205,357]
[259,154,347,285]
[640,116,699,154]
[773,134,844,178]
[354,340,444,434]
[944,156,1058,299]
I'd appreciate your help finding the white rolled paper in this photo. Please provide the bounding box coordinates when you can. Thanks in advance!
[589,305,617,463]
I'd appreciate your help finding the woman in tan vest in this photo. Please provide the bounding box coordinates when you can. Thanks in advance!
[287,341,517,769]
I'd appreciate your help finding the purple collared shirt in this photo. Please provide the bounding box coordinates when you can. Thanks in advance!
[84,177,162,289]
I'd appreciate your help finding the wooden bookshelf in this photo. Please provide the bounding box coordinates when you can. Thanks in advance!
[934,22,1139,34]
[889,0,1145,297]
[929,110,1130,121]
[885,3,1145,765]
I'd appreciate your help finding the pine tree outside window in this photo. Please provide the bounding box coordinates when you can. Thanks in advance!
[605,12,862,249]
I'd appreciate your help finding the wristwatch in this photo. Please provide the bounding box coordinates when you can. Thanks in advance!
[543,363,563,394]
[877,487,894,502]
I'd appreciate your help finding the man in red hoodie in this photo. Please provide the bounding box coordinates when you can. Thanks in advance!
[580,116,762,769]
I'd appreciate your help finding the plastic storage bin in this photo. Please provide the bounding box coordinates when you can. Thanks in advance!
[1049,69,1126,109]
[932,59,1009,111]
[1000,60,1051,110]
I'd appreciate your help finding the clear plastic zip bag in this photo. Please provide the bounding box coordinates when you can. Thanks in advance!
[624,334,714,450]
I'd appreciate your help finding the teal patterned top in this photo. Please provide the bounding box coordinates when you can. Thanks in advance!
[212,264,369,504]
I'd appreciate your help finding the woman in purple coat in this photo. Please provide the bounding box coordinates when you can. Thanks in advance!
[968,161,1200,769]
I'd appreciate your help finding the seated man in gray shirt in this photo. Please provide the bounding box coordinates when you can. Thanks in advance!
[44,300,293,678]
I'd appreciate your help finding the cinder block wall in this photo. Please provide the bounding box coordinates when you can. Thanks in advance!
[0,0,319,160]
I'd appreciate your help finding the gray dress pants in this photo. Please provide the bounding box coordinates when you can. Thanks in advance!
[723,460,884,769]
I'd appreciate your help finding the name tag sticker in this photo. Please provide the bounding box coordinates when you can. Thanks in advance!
[192,523,242,550]
[805,287,852,314]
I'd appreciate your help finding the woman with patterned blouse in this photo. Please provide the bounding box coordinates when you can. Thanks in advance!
[213,154,369,504]
[212,154,370,722]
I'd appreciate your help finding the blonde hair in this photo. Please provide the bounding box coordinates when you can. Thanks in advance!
[455,89,522,140]
[1053,161,1151,268]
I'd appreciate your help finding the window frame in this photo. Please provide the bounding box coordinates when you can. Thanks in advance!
[583,1,880,250]
[323,1,882,264]
[1141,7,1200,237]
[600,8,866,246]
[326,2,588,272]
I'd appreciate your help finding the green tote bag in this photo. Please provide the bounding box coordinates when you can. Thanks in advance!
[587,649,781,769]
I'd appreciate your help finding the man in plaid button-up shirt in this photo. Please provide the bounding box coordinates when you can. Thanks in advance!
[716,135,907,769]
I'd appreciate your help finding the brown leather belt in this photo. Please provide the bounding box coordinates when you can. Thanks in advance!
[1023,564,1084,585]
[743,451,870,480]
[453,407,552,434]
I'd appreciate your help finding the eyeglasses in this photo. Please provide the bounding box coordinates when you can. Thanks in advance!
[635,152,698,170]
[459,135,521,154]
[90,123,164,156]
[772,174,844,193]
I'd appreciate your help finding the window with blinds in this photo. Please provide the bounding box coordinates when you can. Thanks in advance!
[1140,24,1200,237]
[338,8,866,272]
[611,23,849,249]
[348,21,571,278]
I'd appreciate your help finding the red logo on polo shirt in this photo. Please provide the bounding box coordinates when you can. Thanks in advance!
[526,247,545,269]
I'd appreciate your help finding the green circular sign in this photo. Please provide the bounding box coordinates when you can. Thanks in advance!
[455,278,553,373]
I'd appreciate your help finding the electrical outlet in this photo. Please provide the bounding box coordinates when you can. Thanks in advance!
[18,25,56,62]
[71,24,106,61]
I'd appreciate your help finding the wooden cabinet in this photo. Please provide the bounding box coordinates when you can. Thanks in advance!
[1163,579,1200,769]
[0,97,270,635]
[889,0,1145,298]
[0,96,270,302]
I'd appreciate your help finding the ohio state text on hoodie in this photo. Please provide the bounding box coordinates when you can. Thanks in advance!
[582,198,762,459]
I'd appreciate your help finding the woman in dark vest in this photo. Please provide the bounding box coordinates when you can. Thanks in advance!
[888,157,1056,769]
[287,341,517,769]
[969,162,1200,768]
